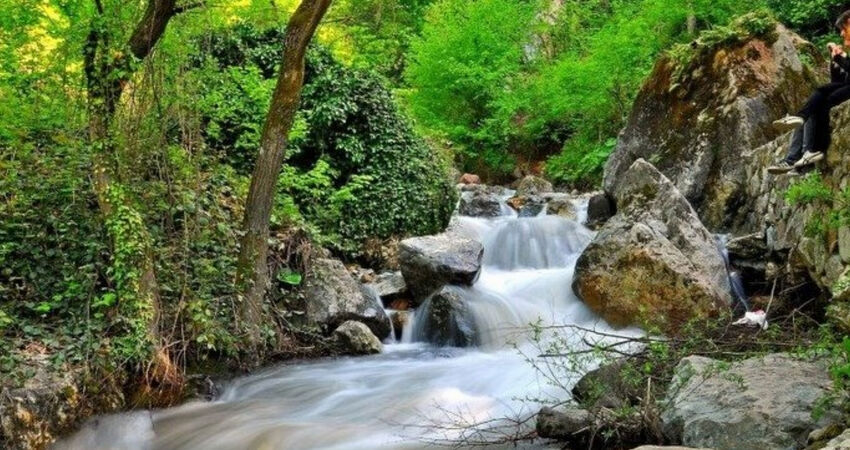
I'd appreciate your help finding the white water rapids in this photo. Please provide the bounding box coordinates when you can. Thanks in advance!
[56,196,642,450]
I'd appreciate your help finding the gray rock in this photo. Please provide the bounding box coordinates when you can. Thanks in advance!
[820,428,850,450]
[333,321,383,355]
[572,159,732,334]
[544,193,578,220]
[572,359,643,411]
[399,232,484,305]
[303,258,391,339]
[586,192,614,227]
[367,271,407,302]
[662,354,842,450]
[458,189,503,217]
[412,286,478,347]
[516,175,553,196]
[602,24,821,232]
[535,406,593,441]
[507,195,545,217]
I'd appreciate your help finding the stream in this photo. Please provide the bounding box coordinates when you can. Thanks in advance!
[56,194,642,450]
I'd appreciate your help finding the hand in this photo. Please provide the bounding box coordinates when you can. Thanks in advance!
[829,43,845,57]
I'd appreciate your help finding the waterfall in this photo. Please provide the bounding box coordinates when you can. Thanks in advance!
[716,234,750,312]
[56,194,641,450]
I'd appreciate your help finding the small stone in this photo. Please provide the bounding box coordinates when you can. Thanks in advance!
[333,321,382,355]
[459,173,481,185]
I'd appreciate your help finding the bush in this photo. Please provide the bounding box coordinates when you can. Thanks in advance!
[193,24,457,255]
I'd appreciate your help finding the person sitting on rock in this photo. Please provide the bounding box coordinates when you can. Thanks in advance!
[769,10,850,174]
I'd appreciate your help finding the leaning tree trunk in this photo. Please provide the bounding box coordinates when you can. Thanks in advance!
[236,0,333,346]
[85,0,186,386]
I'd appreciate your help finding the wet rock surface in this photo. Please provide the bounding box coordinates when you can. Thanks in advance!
[412,286,478,347]
[399,233,484,305]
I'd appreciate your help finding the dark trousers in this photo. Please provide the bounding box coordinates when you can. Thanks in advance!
[786,82,850,163]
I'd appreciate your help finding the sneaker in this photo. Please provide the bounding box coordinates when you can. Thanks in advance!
[793,150,825,168]
[767,160,795,174]
[772,116,805,132]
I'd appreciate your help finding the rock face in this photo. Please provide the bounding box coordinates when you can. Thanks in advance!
[399,232,484,305]
[573,159,732,333]
[333,321,383,355]
[413,286,478,347]
[303,258,392,339]
[740,102,850,296]
[603,22,822,231]
[1,353,124,450]
[662,354,841,450]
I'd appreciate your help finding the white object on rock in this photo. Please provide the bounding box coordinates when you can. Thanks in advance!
[732,309,768,330]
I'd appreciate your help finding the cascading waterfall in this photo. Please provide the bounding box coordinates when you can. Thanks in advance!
[716,235,750,312]
[56,194,641,450]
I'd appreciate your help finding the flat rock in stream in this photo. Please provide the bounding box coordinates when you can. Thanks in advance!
[399,232,484,305]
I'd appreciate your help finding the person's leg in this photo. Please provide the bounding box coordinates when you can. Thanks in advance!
[783,124,805,164]
[797,83,845,119]
[801,113,821,154]
[802,85,850,154]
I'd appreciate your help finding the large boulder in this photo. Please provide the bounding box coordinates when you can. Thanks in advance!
[303,258,392,339]
[399,232,484,305]
[603,18,822,232]
[573,159,732,333]
[332,321,383,355]
[661,354,842,450]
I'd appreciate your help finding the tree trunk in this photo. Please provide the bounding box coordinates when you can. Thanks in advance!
[236,0,333,345]
[85,0,184,386]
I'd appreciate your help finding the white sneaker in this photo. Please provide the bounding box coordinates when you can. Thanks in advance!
[772,116,804,132]
[767,160,795,174]
[793,151,825,168]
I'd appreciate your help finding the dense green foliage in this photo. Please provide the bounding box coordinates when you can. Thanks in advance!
[404,0,850,186]
[194,24,456,253]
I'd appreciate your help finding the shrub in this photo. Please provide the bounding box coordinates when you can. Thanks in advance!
[193,24,457,255]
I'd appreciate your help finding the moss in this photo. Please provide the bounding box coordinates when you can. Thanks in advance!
[667,11,779,85]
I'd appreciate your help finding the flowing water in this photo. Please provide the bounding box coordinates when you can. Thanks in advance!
[57,195,642,450]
